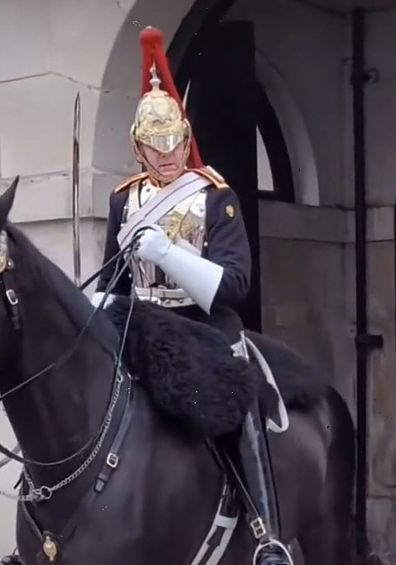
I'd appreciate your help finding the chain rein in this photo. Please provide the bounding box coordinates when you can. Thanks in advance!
[26,371,126,502]
[0,229,133,503]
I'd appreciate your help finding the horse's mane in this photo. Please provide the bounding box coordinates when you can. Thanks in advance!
[6,223,120,356]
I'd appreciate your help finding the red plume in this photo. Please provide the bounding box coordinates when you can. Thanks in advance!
[139,27,203,169]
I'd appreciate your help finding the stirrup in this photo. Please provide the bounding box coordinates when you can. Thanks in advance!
[253,538,294,565]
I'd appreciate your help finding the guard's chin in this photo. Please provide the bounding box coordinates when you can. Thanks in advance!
[152,164,184,184]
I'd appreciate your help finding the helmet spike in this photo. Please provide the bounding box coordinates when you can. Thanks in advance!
[149,64,161,91]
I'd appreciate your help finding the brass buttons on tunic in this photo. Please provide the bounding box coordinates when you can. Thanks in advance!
[225,205,235,218]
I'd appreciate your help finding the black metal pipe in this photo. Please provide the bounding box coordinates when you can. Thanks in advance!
[394,204,396,346]
[352,8,384,557]
[352,8,369,556]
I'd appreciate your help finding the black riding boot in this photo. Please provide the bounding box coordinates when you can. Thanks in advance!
[238,401,292,565]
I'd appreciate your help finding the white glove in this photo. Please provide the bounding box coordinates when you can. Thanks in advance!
[91,291,116,309]
[135,224,223,314]
[136,225,171,265]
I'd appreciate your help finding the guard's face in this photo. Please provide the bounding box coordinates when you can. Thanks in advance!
[137,142,187,180]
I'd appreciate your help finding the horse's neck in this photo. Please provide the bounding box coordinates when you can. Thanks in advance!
[4,296,115,485]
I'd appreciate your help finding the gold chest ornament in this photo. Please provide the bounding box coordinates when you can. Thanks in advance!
[125,181,207,289]
[160,191,206,243]
[127,182,206,239]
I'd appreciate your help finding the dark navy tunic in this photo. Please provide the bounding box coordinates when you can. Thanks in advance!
[96,172,252,343]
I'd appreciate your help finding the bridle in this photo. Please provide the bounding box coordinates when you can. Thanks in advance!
[0,230,21,332]
[0,228,139,501]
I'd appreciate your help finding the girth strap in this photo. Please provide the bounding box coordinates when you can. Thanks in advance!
[190,482,239,565]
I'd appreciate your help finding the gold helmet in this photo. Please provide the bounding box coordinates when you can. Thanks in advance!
[131,66,191,154]
[130,27,202,181]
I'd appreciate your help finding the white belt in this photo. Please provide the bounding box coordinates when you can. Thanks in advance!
[135,287,195,308]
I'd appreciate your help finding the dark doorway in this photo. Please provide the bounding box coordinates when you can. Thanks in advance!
[171,20,262,331]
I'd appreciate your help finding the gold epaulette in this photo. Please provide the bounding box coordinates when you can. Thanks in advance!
[191,166,229,189]
[114,172,149,193]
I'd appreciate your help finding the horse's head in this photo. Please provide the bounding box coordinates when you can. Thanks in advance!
[0,177,20,375]
[0,176,61,387]
[0,176,17,228]
[0,176,118,370]
[0,176,122,477]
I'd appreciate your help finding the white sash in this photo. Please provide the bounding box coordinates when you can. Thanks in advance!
[117,171,210,250]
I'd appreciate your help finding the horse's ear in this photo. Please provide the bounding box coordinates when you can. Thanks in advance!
[0,176,19,228]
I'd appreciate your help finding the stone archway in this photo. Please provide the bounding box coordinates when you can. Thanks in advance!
[256,55,320,206]
[91,0,322,209]
[167,0,320,206]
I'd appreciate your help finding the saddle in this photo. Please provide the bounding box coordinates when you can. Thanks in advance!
[104,297,321,440]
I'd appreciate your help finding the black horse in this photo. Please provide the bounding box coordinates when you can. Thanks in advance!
[0,179,355,565]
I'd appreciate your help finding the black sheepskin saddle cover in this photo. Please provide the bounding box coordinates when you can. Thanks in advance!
[106,297,326,438]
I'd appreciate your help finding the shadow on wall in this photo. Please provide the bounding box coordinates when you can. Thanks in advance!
[92,13,139,178]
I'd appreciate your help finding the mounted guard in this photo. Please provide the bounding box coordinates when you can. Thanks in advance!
[92,26,290,565]
[0,175,355,565]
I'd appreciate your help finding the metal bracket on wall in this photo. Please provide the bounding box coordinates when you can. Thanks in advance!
[355,333,383,349]
[350,67,379,85]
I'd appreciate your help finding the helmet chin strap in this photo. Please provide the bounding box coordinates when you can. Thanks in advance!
[134,140,192,185]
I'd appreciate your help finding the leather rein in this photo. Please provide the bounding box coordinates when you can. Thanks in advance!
[0,229,137,501]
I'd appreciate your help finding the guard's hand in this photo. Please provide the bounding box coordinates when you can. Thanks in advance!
[135,225,171,265]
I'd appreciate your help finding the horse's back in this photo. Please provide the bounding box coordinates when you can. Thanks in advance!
[246,330,327,411]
